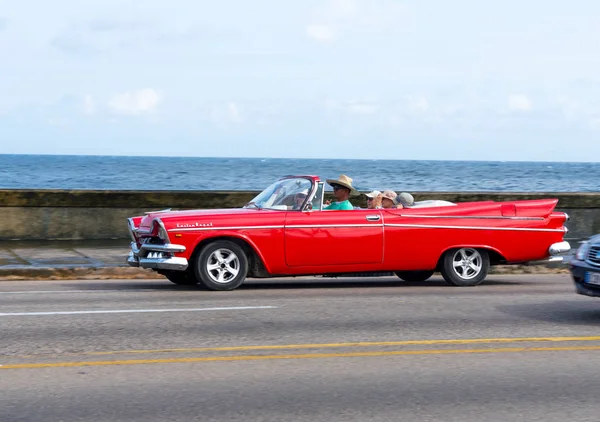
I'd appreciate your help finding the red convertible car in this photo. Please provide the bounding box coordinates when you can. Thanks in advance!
[127,175,571,290]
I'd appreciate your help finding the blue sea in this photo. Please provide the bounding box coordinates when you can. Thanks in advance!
[0,154,598,192]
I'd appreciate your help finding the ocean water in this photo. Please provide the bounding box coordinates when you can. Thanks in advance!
[0,154,598,192]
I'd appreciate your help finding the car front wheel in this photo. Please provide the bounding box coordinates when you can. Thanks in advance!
[194,240,248,291]
[440,248,489,286]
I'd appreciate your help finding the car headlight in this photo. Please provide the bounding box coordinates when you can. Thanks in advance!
[576,242,590,261]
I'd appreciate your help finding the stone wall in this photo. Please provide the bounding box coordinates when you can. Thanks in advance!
[1,189,598,242]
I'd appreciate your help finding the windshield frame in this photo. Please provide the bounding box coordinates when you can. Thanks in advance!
[244,176,316,211]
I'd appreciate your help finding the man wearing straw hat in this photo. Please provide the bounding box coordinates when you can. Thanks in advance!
[324,174,357,210]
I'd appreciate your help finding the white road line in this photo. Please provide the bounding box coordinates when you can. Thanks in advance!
[0,306,278,317]
[0,289,161,295]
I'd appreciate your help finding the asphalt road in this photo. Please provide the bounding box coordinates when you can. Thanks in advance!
[1,274,599,422]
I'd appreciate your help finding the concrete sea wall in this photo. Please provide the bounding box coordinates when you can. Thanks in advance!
[1,189,599,242]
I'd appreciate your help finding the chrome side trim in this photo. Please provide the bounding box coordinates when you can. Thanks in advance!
[170,225,285,232]
[549,241,571,255]
[287,224,384,228]
[400,215,545,220]
[168,223,565,233]
[385,223,566,232]
[140,243,186,253]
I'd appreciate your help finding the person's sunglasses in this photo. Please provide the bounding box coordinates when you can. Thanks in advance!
[332,185,345,191]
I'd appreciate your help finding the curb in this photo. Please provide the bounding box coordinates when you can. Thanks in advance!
[0,267,164,281]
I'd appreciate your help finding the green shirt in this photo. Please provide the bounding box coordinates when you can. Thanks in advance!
[324,200,353,210]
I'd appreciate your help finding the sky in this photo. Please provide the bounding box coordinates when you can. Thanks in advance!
[0,0,599,161]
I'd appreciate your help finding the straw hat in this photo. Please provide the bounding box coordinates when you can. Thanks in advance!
[326,174,358,195]
[381,190,397,202]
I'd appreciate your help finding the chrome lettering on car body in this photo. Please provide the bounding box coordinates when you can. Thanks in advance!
[175,222,214,228]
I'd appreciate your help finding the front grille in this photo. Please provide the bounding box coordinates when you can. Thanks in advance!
[587,245,600,266]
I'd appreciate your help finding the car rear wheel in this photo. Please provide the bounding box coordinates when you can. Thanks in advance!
[194,240,248,291]
[440,248,489,286]
[395,270,435,282]
[163,270,198,285]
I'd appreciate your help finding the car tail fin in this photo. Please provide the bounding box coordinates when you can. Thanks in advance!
[513,198,559,218]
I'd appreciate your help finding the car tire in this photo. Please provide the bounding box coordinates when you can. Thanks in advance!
[194,240,248,291]
[441,248,490,287]
[395,270,435,282]
[163,270,198,285]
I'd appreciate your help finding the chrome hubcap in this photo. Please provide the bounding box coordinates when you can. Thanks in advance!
[206,248,240,284]
[452,248,482,280]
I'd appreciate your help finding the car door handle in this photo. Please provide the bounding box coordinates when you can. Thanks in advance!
[366,215,380,221]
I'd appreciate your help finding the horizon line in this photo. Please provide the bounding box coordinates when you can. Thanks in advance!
[0,153,598,164]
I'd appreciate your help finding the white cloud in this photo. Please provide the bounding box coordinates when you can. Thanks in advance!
[306,24,335,42]
[589,117,600,130]
[407,95,429,112]
[108,88,161,115]
[227,102,242,123]
[83,94,95,115]
[323,98,379,115]
[329,0,359,17]
[306,0,409,41]
[46,117,69,126]
[556,97,580,121]
[346,100,378,115]
[508,94,532,112]
[209,102,244,124]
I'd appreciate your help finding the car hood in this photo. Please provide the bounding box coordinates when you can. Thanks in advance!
[146,208,255,220]
[137,207,281,229]
[587,233,600,245]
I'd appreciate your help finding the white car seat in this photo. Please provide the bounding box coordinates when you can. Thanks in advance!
[408,200,457,208]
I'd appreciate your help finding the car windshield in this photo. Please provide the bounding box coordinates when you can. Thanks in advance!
[244,178,313,210]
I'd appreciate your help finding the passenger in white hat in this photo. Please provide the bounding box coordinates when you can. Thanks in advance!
[364,190,381,209]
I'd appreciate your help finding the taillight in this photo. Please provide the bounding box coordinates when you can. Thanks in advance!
[150,221,160,237]
[151,220,169,241]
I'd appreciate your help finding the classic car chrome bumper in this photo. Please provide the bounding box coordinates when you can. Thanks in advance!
[546,241,571,262]
[549,241,571,255]
[127,242,189,271]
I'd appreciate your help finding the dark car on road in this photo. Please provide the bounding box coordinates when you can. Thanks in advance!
[569,234,600,297]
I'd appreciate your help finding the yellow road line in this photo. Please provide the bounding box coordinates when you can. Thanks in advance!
[11,336,600,359]
[3,345,600,369]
